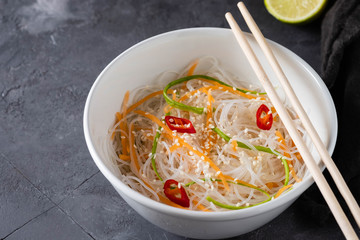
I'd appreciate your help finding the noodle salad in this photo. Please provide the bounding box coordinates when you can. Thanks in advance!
[108,57,305,211]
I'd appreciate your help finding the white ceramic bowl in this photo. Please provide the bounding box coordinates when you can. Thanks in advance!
[83,28,337,239]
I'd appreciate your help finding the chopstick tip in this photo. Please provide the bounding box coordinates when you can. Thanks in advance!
[225,12,234,21]
[237,1,246,12]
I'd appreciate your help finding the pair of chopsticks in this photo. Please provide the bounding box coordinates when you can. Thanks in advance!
[225,2,360,239]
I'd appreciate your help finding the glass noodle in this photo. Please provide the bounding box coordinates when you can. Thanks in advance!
[106,56,306,211]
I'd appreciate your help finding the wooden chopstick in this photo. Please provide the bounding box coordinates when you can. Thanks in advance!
[225,4,358,240]
[236,1,360,230]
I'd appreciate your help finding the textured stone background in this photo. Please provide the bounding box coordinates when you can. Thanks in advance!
[0,0,356,239]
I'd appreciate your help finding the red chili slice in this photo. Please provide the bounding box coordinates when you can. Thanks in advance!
[256,104,273,130]
[165,116,196,133]
[163,179,190,208]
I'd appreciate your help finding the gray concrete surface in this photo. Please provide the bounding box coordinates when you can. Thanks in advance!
[0,0,353,239]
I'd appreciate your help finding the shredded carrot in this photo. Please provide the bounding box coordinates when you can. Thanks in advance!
[231,139,237,152]
[178,86,213,102]
[209,84,258,100]
[143,135,154,141]
[134,110,230,191]
[289,169,301,182]
[271,107,278,121]
[127,90,157,114]
[119,91,130,155]
[199,79,262,100]
[115,112,122,121]
[129,123,140,174]
[158,194,189,209]
[290,140,303,162]
[187,60,198,76]
[192,199,211,212]
[118,154,131,161]
[199,88,213,99]
[295,152,302,161]
[163,105,172,114]
[124,89,174,115]
[203,89,215,155]
[111,131,116,141]
[266,182,274,189]
[265,182,278,190]
[169,144,181,152]
[172,91,177,100]
[111,112,124,140]
[275,131,302,182]
[121,91,130,114]
[275,131,290,157]
[274,184,293,198]
[159,195,209,211]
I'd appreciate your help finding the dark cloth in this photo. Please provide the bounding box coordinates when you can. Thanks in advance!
[301,0,360,227]
[321,0,360,190]
[321,0,360,112]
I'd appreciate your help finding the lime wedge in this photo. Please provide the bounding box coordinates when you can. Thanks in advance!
[264,0,327,24]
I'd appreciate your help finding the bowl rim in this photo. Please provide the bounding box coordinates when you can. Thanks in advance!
[83,27,337,220]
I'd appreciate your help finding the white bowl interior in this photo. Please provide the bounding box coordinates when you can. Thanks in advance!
[83,28,337,238]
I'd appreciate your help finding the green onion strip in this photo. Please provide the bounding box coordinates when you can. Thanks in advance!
[186,178,270,197]
[206,195,272,210]
[151,126,163,181]
[163,75,264,114]
[150,112,171,182]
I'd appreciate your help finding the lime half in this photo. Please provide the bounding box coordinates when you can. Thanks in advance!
[264,0,327,24]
